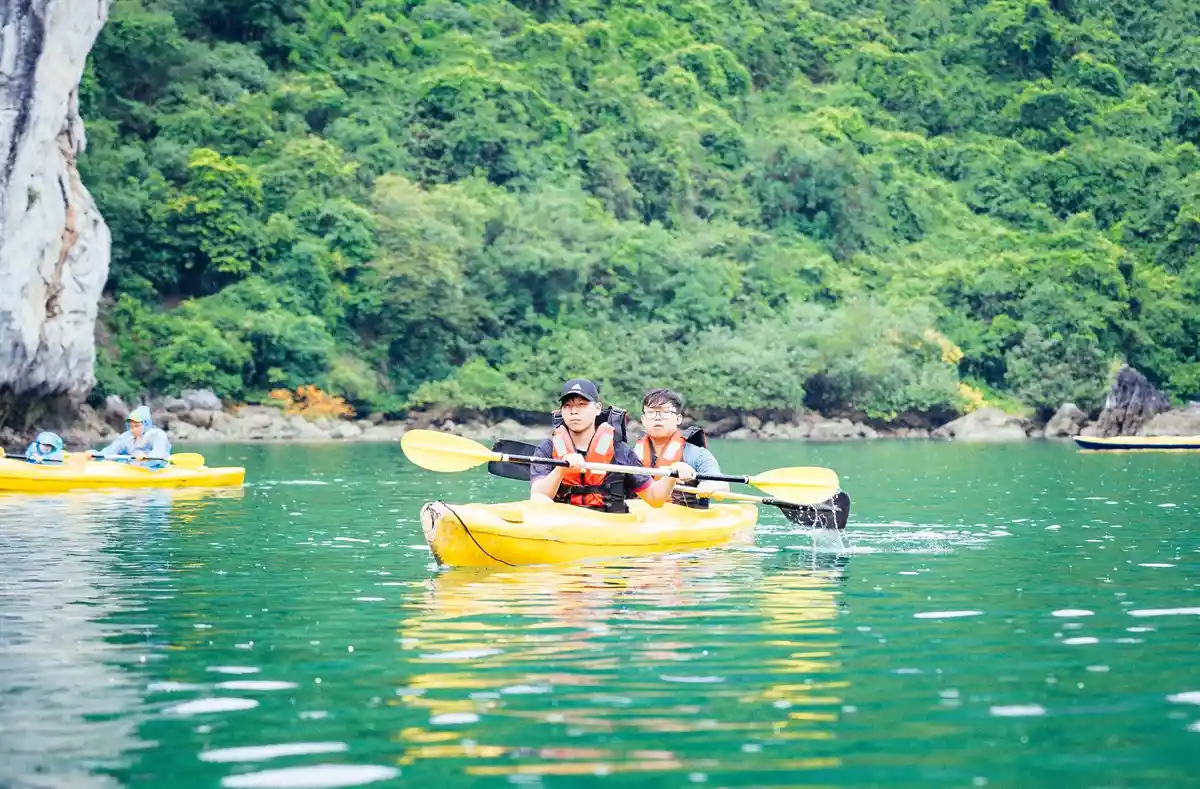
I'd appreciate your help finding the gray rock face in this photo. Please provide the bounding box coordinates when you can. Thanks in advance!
[1,0,111,410]
[933,408,1029,442]
[1088,366,1170,437]
[1045,403,1088,438]
[182,388,223,412]
[1138,409,1200,437]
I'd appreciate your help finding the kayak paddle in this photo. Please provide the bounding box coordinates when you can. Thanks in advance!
[676,486,851,530]
[76,452,207,469]
[0,447,206,469]
[400,429,840,504]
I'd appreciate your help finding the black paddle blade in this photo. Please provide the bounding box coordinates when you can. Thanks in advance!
[781,491,851,531]
[487,440,539,481]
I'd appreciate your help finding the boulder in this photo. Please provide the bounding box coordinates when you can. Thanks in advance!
[491,419,543,443]
[331,421,363,440]
[279,414,326,440]
[179,409,215,429]
[743,415,763,431]
[722,428,754,440]
[233,405,281,439]
[776,420,813,440]
[161,396,188,413]
[1089,366,1170,437]
[150,409,175,429]
[889,427,931,439]
[240,407,277,430]
[103,394,129,420]
[182,388,223,412]
[758,421,782,439]
[209,410,237,435]
[808,418,858,442]
[933,408,1029,442]
[1138,409,1200,437]
[359,423,408,442]
[705,415,742,437]
[1044,403,1088,438]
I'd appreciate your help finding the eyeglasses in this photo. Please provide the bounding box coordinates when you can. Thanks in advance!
[643,410,680,420]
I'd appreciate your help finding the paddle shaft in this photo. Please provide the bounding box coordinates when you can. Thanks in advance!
[677,485,851,531]
[2,449,166,463]
[676,485,806,510]
[498,450,723,484]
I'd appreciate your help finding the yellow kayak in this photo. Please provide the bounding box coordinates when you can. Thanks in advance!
[0,458,246,492]
[419,498,758,567]
[1075,435,1200,451]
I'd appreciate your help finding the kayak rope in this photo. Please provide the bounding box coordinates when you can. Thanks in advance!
[442,502,515,567]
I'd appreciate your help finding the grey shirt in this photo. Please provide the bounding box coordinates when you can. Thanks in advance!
[682,443,722,476]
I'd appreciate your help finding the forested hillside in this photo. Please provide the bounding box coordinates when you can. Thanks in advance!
[79,0,1200,421]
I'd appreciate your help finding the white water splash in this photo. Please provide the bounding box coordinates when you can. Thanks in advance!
[430,712,479,725]
[201,742,348,763]
[990,704,1046,717]
[914,610,983,619]
[166,698,258,715]
[661,675,725,684]
[418,648,503,661]
[222,764,398,788]
[217,681,298,691]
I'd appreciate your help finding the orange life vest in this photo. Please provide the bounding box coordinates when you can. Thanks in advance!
[633,431,687,467]
[552,422,621,511]
[633,427,709,508]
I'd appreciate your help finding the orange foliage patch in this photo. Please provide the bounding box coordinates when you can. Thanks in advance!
[269,385,356,420]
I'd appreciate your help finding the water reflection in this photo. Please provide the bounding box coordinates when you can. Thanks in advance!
[393,551,850,781]
[0,490,240,789]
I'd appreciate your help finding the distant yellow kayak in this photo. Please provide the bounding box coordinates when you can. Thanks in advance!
[419,499,758,567]
[1074,435,1200,451]
[0,458,246,492]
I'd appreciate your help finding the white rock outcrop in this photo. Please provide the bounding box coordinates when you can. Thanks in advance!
[932,407,1030,442]
[1,0,111,406]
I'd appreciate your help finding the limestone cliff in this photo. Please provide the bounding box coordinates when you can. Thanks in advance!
[0,0,110,424]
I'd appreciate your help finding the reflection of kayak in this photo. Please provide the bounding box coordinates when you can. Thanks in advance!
[1074,435,1200,451]
[0,458,246,492]
[420,499,758,567]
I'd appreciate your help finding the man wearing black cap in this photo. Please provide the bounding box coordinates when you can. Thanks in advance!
[529,378,696,511]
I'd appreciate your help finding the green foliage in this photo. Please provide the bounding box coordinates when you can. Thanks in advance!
[82,0,1200,419]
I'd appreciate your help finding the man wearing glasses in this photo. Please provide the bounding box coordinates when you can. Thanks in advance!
[530,379,696,512]
[634,388,728,508]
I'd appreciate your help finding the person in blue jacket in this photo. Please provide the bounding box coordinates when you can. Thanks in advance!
[24,432,66,463]
[89,406,172,469]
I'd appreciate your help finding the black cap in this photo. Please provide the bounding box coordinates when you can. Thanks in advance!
[559,378,599,403]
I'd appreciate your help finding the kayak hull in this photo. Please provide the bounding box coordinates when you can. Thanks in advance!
[0,458,246,492]
[1074,435,1200,451]
[420,499,759,568]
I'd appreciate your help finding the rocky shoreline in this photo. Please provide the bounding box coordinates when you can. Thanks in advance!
[4,368,1200,452]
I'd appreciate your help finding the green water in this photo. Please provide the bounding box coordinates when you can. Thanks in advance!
[1,441,1197,789]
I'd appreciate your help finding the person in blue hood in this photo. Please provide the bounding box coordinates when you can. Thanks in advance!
[89,406,172,469]
[24,431,66,463]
